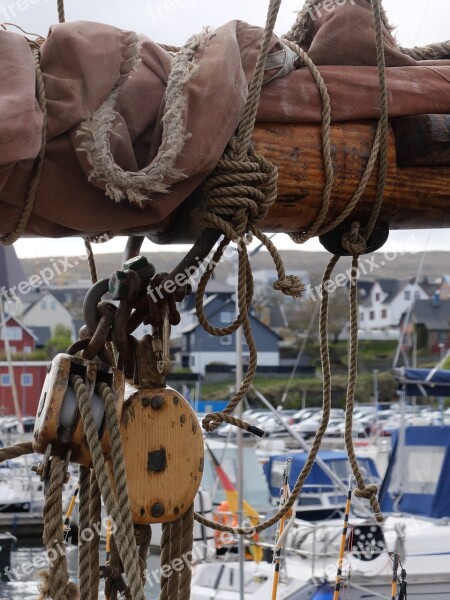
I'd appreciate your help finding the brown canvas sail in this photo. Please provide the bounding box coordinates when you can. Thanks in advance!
[0,0,449,241]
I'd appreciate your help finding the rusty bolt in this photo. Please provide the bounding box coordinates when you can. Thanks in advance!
[31,463,43,476]
[109,271,128,300]
[123,255,148,272]
[151,503,165,518]
[142,397,151,408]
[150,396,164,410]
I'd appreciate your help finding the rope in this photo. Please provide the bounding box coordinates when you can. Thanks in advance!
[0,47,47,245]
[166,519,183,599]
[72,376,145,600]
[38,456,79,600]
[57,0,65,23]
[178,504,194,600]
[78,466,91,600]
[88,471,101,600]
[159,522,171,600]
[400,40,450,60]
[346,258,383,520]
[281,40,334,243]
[195,257,339,535]
[0,441,33,461]
[84,240,98,284]
[198,0,303,437]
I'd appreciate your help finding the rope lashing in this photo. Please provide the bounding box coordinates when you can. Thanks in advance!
[0,47,47,246]
[286,0,389,523]
[399,40,450,60]
[341,222,367,256]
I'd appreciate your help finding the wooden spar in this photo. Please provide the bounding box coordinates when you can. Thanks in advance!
[149,114,450,243]
[255,116,450,234]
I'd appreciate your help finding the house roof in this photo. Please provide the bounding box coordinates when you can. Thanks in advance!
[359,278,419,307]
[0,246,27,292]
[29,326,52,346]
[0,315,38,341]
[181,298,282,340]
[411,298,450,331]
[21,290,62,316]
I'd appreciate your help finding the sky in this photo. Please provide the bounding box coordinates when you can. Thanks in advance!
[5,0,449,258]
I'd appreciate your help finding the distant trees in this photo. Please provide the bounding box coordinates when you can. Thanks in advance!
[45,325,72,358]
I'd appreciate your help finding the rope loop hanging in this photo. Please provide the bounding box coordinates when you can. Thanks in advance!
[196,0,304,439]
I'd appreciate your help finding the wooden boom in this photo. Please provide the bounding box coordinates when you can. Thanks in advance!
[255,115,450,234]
[148,114,450,245]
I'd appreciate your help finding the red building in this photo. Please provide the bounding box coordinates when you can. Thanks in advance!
[0,315,36,354]
[0,361,47,416]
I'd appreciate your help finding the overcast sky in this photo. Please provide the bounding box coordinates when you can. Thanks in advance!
[7,0,449,258]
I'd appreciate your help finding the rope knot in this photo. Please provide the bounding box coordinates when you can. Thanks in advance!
[202,413,224,433]
[341,222,367,256]
[202,412,265,437]
[273,274,304,298]
[201,144,278,241]
[353,483,378,500]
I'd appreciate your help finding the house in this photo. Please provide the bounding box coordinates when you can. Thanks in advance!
[0,314,37,354]
[180,297,281,375]
[20,291,74,336]
[0,361,48,415]
[409,294,450,353]
[358,278,429,332]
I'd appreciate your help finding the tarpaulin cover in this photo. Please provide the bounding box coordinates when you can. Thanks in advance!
[393,368,450,397]
[379,426,450,518]
[263,451,379,498]
[1,0,450,238]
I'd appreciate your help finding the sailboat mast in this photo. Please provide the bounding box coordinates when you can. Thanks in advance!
[0,300,24,434]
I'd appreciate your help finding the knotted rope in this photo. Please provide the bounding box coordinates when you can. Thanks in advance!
[195,257,339,535]
[197,0,303,437]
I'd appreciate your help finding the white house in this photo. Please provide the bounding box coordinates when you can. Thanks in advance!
[359,279,429,332]
[21,291,74,335]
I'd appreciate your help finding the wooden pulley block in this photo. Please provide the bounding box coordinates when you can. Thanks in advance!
[120,385,204,524]
[33,353,125,466]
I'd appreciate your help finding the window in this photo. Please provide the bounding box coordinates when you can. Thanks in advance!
[4,326,22,341]
[369,311,375,321]
[220,311,233,324]
[375,293,381,302]
[190,355,196,367]
[360,313,364,322]
[220,335,232,346]
[41,301,47,310]
[381,309,387,319]
[404,291,411,301]
[0,374,11,387]
[21,373,33,387]
[50,301,57,311]
[24,346,32,354]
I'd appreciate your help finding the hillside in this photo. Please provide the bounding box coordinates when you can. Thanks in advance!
[20,248,450,287]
